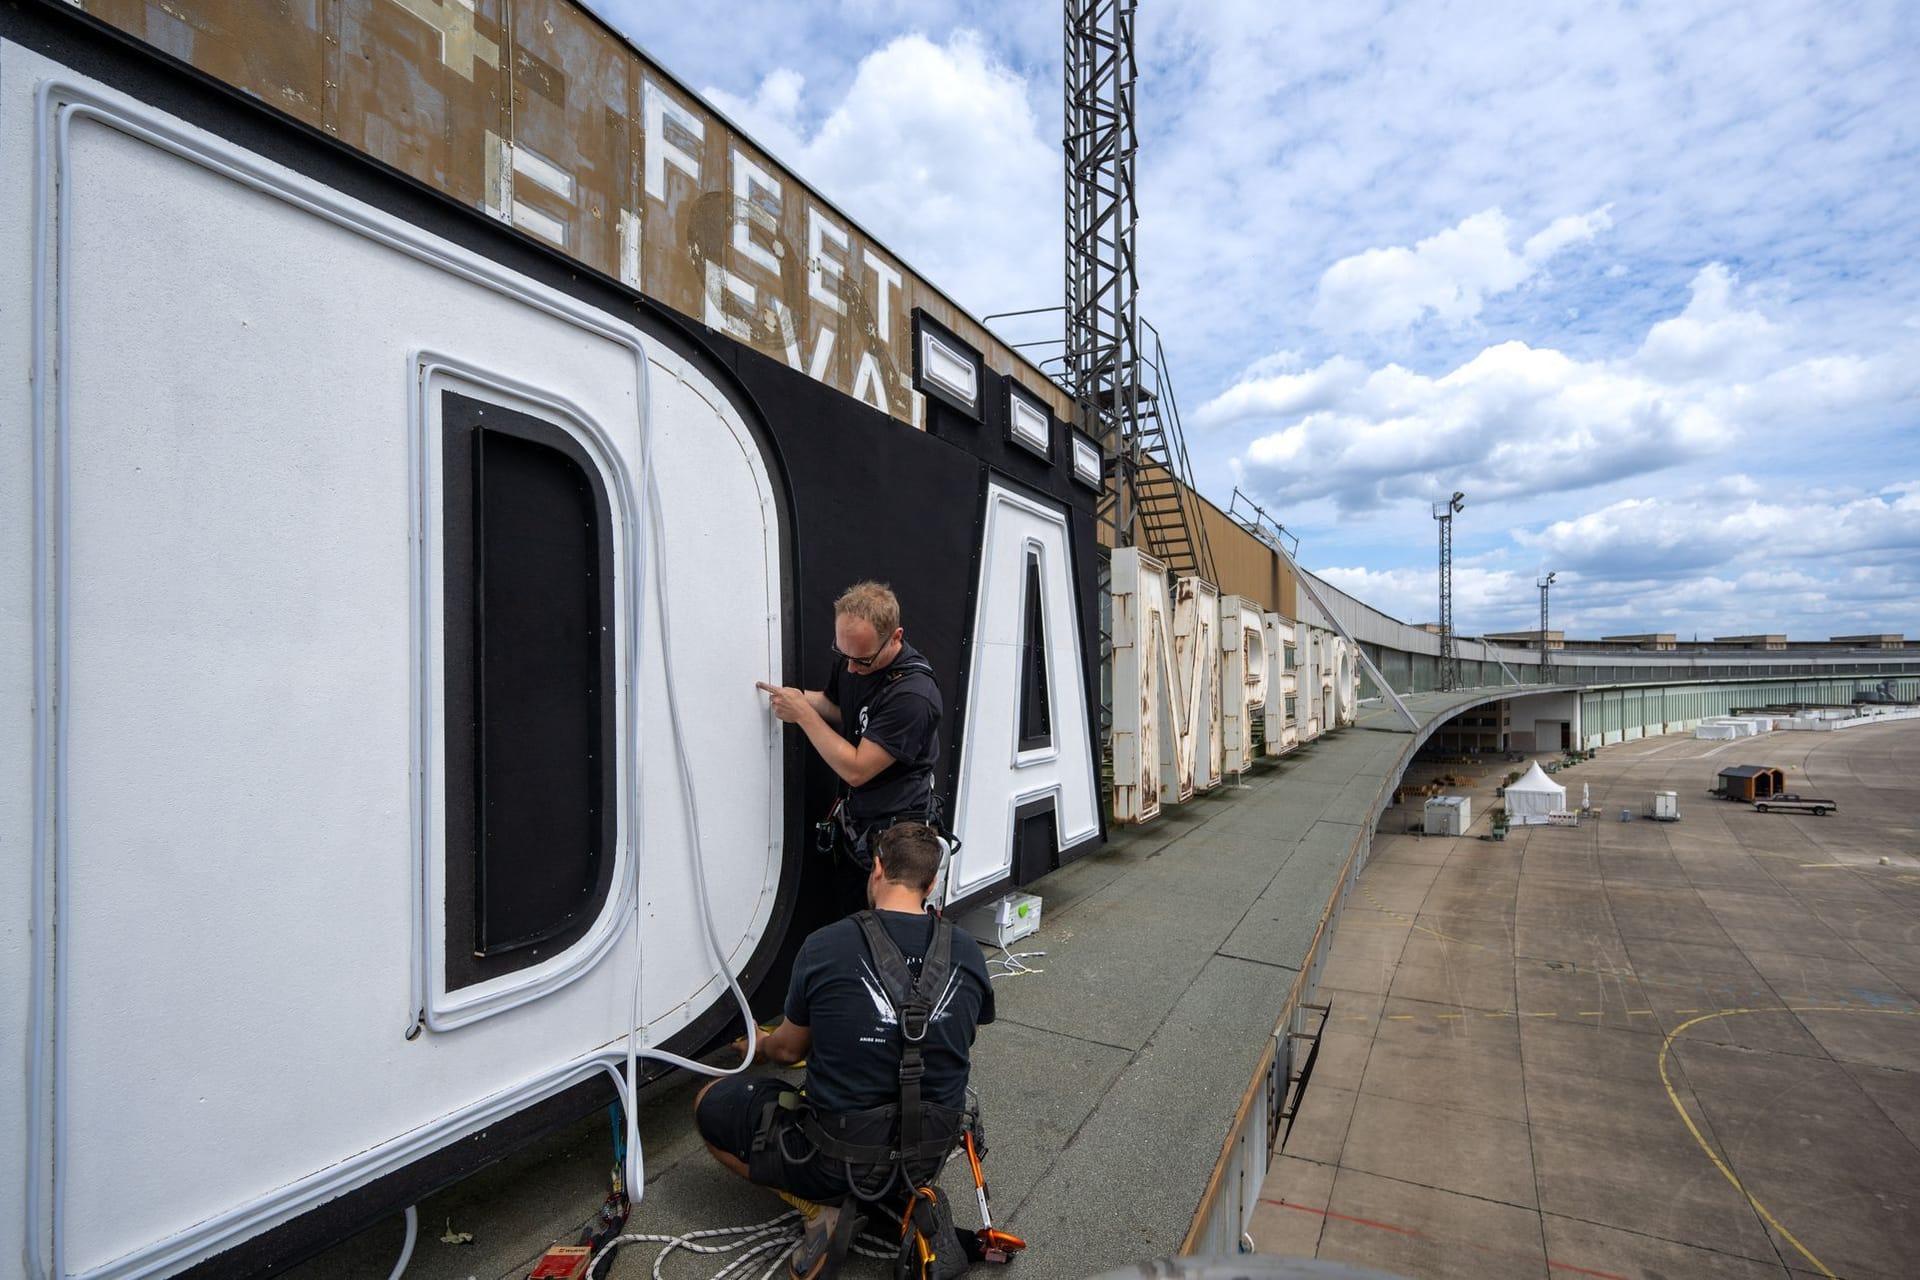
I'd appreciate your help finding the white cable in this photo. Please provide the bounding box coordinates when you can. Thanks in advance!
[386,1206,417,1280]
[610,381,768,1206]
[985,919,1046,980]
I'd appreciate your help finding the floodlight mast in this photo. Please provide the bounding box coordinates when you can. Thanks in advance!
[1432,491,1465,691]
[1537,571,1557,684]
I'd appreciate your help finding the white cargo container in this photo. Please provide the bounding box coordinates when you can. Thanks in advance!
[1424,795,1472,836]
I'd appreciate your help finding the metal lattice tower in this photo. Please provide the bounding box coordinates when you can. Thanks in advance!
[1064,0,1142,537]
[1433,492,1465,690]
[1062,0,1213,584]
[1538,571,1556,684]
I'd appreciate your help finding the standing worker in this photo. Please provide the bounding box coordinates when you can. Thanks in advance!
[757,581,944,890]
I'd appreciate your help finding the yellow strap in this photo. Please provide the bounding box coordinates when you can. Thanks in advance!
[774,1189,821,1222]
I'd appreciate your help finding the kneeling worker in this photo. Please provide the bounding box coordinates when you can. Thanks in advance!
[694,823,995,1279]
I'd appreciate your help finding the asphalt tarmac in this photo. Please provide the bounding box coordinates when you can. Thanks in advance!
[1253,720,1920,1279]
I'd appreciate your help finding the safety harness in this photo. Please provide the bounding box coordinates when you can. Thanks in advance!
[829,660,940,859]
[799,911,966,1179]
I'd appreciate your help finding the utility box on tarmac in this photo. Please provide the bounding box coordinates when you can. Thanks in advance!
[1424,795,1472,836]
[960,892,1043,947]
[1650,792,1679,821]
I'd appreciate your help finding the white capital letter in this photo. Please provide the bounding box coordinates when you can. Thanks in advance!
[730,148,783,276]
[808,207,850,317]
[863,249,901,341]
[645,78,705,202]
[949,485,1100,900]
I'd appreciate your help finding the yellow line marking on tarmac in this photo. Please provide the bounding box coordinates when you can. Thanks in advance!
[1798,862,1853,869]
[1436,1013,1464,1019]
[1658,1007,1920,1280]
[1578,1011,1602,1017]
[1387,1015,1414,1020]
[1528,1012,1558,1017]
[1628,1010,1654,1015]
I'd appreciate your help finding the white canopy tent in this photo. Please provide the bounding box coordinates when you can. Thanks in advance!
[1504,762,1567,826]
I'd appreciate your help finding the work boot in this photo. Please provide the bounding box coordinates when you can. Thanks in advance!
[788,1205,841,1280]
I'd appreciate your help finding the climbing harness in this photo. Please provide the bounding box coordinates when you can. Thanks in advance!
[826,656,945,862]
[793,912,968,1185]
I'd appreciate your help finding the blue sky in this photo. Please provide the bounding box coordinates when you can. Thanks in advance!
[592,0,1920,641]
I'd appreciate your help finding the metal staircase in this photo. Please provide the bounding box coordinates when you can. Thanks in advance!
[1102,320,1214,582]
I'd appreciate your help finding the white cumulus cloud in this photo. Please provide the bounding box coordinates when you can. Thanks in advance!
[1216,263,1917,512]
[705,33,1061,322]
[1632,262,1784,381]
[1517,482,1920,578]
[1310,206,1612,335]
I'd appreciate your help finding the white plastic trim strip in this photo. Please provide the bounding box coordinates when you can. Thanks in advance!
[408,356,640,1033]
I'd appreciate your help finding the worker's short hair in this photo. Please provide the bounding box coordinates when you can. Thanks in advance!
[874,822,943,895]
[834,581,900,638]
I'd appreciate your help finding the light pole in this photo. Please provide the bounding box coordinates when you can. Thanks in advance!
[1537,572,1556,684]
[1432,491,1465,691]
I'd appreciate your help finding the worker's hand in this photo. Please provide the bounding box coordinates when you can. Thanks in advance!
[756,681,810,725]
[731,1034,755,1065]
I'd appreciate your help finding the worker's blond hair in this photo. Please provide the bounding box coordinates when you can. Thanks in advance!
[834,580,900,638]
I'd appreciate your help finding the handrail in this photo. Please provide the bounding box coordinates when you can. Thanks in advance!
[1181,814,1369,1254]
[1140,317,1216,584]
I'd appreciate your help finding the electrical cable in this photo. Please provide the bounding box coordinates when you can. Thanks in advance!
[985,919,1046,980]
[386,1206,417,1280]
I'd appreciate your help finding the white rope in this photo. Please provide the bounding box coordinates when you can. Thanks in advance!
[588,1210,905,1279]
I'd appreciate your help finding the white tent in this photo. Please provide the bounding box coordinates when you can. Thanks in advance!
[1505,762,1567,826]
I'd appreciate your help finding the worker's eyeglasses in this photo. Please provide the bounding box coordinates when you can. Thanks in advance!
[831,635,892,668]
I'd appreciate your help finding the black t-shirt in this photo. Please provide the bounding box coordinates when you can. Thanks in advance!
[824,639,942,826]
[785,909,995,1114]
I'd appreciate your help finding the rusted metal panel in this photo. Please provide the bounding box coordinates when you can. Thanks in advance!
[75,0,1073,429]
[83,1,335,128]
